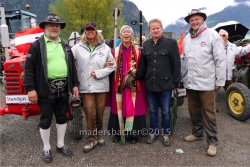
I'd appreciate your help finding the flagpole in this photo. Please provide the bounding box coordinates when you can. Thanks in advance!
[139,11,142,48]
[113,8,119,49]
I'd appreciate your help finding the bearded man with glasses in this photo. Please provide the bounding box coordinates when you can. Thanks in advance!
[181,9,226,157]
[24,13,79,163]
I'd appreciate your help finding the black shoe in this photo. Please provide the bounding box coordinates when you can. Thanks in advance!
[130,137,138,144]
[42,150,52,163]
[57,145,72,156]
[112,135,120,143]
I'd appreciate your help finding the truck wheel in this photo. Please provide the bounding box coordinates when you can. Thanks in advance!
[71,107,83,140]
[226,83,250,121]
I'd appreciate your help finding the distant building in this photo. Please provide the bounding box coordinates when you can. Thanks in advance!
[163,32,175,38]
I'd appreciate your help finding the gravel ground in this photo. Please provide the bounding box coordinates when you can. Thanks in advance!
[0,89,250,166]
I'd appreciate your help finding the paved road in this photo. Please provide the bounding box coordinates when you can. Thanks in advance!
[0,88,249,166]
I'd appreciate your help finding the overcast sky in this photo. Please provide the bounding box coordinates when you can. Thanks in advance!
[129,0,236,28]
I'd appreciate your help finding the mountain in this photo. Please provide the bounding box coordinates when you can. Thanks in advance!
[164,0,250,38]
[2,0,148,36]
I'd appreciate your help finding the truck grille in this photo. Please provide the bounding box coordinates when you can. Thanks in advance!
[4,70,22,94]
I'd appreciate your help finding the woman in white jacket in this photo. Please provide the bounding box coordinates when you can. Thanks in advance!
[71,22,116,153]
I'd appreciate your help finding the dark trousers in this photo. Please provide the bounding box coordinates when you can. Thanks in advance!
[38,89,69,129]
[82,93,107,141]
[187,89,218,146]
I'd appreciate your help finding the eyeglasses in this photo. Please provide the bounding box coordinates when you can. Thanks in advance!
[188,9,200,16]
[46,15,60,22]
[220,34,227,37]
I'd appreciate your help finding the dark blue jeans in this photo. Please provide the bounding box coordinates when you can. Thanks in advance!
[146,90,172,136]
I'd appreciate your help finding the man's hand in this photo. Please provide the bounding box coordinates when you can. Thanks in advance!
[173,88,179,94]
[72,87,79,97]
[91,71,97,79]
[28,90,38,103]
[130,69,137,76]
[105,60,114,67]
[216,86,221,91]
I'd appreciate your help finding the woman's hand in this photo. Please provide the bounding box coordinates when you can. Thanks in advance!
[105,60,114,67]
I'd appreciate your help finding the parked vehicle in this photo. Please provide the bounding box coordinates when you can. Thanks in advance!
[213,21,250,121]
[0,4,37,81]
[226,40,250,121]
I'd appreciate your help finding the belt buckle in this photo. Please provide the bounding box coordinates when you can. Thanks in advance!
[50,78,67,90]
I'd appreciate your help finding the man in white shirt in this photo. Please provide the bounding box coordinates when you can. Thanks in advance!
[219,29,250,90]
[182,9,226,157]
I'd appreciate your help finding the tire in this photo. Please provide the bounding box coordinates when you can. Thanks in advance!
[71,107,83,140]
[226,83,250,121]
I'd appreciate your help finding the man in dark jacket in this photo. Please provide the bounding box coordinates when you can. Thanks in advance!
[136,18,181,146]
[23,13,79,163]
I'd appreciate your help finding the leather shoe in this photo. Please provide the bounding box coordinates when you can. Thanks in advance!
[57,145,72,156]
[112,135,120,143]
[130,137,138,144]
[184,135,203,142]
[42,150,52,163]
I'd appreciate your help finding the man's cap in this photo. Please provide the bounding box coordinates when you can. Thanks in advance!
[85,22,97,30]
[184,9,207,23]
[39,13,66,29]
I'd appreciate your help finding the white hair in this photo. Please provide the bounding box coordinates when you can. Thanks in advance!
[120,25,134,34]
[219,29,228,36]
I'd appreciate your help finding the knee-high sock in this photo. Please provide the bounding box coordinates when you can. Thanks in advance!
[40,128,51,151]
[56,123,67,148]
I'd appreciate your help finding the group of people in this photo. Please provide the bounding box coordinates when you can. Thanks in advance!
[23,9,250,163]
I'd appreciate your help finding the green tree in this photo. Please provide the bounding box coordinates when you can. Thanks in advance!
[49,0,124,40]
